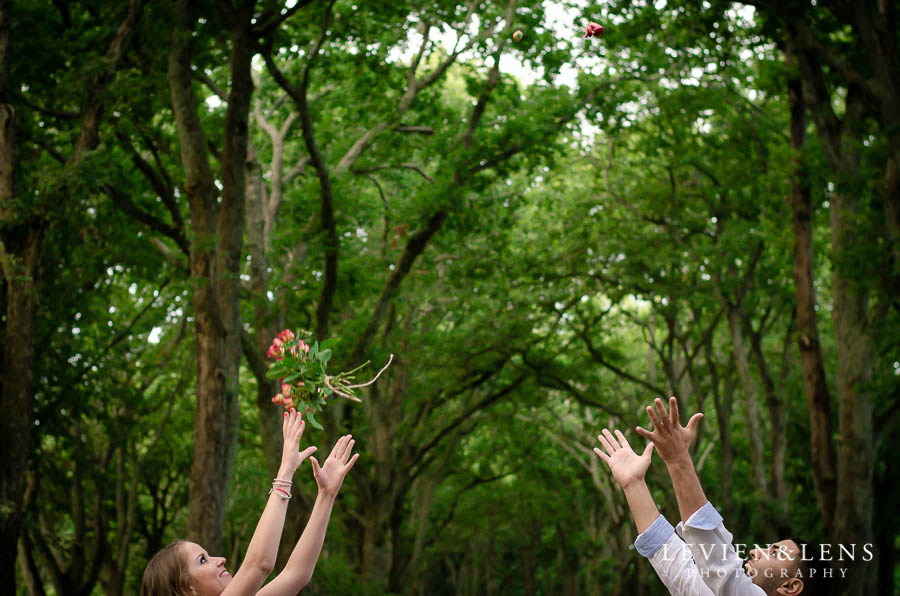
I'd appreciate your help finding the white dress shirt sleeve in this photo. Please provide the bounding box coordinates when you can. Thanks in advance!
[634,514,714,596]
[680,502,766,596]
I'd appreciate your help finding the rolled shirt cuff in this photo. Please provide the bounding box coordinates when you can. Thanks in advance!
[684,501,723,531]
[634,514,675,557]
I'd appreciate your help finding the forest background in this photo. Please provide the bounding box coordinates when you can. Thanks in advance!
[1,0,898,594]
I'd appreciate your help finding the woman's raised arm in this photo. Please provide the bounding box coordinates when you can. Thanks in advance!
[222,409,317,596]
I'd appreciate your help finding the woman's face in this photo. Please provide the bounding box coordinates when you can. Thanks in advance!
[181,541,232,595]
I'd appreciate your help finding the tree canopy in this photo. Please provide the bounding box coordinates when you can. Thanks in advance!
[1,0,897,594]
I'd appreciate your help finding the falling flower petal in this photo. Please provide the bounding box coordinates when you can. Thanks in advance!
[584,22,604,38]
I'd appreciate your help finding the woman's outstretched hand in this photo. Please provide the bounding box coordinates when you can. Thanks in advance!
[310,435,359,498]
[279,409,318,478]
[593,428,654,489]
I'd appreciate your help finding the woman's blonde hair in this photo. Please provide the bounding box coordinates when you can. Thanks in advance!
[141,540,191,596]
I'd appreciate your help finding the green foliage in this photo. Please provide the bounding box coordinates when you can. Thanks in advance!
[9,0,899,594]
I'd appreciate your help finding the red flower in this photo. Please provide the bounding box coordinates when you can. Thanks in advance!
[267,342,284,359]
[277,329,296,343]
[272,393,284,404]
[584,22,604,38]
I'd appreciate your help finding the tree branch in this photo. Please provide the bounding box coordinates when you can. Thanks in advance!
[351,163,435,184]
[254,0,316,35]
[103,184,190,256]
[264,0,339,341]
[350,209,448,362]
[409,375,527,478]
[579,326,667,396]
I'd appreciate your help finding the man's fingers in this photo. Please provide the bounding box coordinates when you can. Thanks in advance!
[669,395,681,426]
[646,404,662,431]
[593,446,610,463]
[635,426,653,441]
[669,396,680,426]
[601,428,619,450]
[597,432,616,456]
[686,412,704,434]
[309,456,320,475]
[653,398,669,428]
[614,429,631,451]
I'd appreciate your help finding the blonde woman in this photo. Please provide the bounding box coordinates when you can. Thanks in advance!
[142,409,358,595]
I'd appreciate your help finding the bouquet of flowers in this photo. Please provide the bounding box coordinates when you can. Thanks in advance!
[265,329,393,429]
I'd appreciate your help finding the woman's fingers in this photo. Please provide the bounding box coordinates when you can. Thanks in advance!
[334,435,347,460]
[329,435,348,460]
[341,439,355,464]
[299,445,317,461]
[339,435,353,461]
[344,452,360,472]
[593,446,610,463]
[294,412,305,437]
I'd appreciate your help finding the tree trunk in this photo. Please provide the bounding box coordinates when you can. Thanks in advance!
[744,312,789,526]
[785,45,837,531]
[0,0,35,586]
[707,341,735,518]
[830,183,876,593]
[168,0,251,552]
[724,306,769,495]
[829,203,875,594]
[0,232,38,593]
[244,146,283,471]
[1,1,143,589]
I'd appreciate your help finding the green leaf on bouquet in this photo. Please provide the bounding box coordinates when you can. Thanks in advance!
[320,337,337,351]
[305,410,323,430]
[318,348,332,364]
[266,364,288,380]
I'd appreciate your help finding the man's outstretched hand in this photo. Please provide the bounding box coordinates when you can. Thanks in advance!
[594,428,654,490]
[635,397,703,464]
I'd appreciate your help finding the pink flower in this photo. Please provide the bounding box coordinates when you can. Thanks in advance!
[584,22,603,38]
[297,339,310,354]
[282,383,294,397]
[267,342,284,359]
[283,397,294,408]
[277,329,296,343]
[272,393,284,404]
